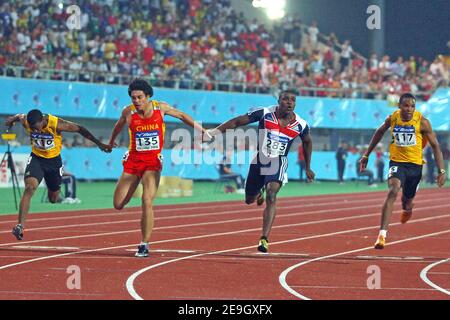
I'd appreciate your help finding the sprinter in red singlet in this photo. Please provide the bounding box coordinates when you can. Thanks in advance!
[108,79,206,257]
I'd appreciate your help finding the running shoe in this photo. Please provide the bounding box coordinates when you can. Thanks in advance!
[135,244,149,257]
[12,224,23,241]
[400,210,412,224]
[374,235,386,249]
[257,238,269,253]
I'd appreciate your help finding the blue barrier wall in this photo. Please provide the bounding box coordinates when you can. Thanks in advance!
[0,145,389,182]
[0,77,448,129]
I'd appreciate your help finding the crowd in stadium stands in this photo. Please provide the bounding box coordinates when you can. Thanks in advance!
[0,0,448,100]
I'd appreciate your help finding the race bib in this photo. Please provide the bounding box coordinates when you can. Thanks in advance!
[392,126,416,147]
[135,131,160,151]
[31,133,55,150]
[388,165,398,178]
[263,132,289,157]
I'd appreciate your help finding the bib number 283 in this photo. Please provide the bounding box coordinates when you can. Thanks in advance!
[264,133,288,157]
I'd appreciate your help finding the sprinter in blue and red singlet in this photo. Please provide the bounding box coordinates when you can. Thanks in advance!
[108,79,206,257]
[205,90,315,253]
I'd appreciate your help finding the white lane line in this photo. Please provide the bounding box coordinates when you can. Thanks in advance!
[0,192,393,226]
[1,197,448,248]
[1,212,448,276]
[125,215,450,300]
[2,189,445,232]
[279,230,450,300]
[0,191,391,222]
[252,252,310,257]
[0,197,389,235]
[125,249,196,254]
[1,211,410,272]
[11,245,80,251]
[355,256,425,261]
[419,258,450,296]
[289,285,437,291]
[3,188,439,225]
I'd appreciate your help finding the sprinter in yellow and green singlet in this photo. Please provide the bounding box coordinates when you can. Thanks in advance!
[4,109,112,240]
[359,93,446,249]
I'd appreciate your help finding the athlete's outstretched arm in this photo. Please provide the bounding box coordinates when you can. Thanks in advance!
[301,133,315,181]
[57,118,112,153]
[108,108,128,147]
[206,114,253,138]
[359,116,391,171]
[160,102,206,135]
[4,113,27,129]
[421,117,446,187]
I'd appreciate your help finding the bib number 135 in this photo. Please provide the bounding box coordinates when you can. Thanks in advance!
[136,131,160,151]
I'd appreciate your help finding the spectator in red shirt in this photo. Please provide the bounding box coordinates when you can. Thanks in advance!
[141,45,154,64]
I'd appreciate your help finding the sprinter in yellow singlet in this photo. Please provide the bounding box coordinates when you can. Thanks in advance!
[4,109,112,240]
[359,93,446,249]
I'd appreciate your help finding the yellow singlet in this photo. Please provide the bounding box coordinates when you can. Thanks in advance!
[25,114,62,159]
[389,110,424,165]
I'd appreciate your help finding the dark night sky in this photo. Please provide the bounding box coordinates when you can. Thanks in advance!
[287,0,450,61]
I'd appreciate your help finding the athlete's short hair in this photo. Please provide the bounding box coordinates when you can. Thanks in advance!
[128,78,153,97]
[279,90,297,99]
[399,93,416,104]
[27,109,43,126]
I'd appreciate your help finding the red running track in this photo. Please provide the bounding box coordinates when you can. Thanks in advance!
[0,188,449,300]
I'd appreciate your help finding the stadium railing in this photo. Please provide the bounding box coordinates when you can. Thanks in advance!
[0,65,435,101]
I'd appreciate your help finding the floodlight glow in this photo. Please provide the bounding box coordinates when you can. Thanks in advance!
[252,0,263,8]
[267,9,286,20]
[252,0,286,20]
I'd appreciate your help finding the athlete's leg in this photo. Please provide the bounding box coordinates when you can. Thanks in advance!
[245,193,260,204]
[140,170,160,243]
[400,168,421,223]
[261,181,282,239]
[113,172,141,210]
[401,195,414,212]
[400,195,414,224]
[245,163,265,205]
[47,189,61,203]
[18,154,44,226]
[18,177,40,225]
[42,156,64,204]
[380,177,401,230]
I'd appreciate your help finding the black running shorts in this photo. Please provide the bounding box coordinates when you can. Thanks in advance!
[388,161,422,199]
[24,153,63,192]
